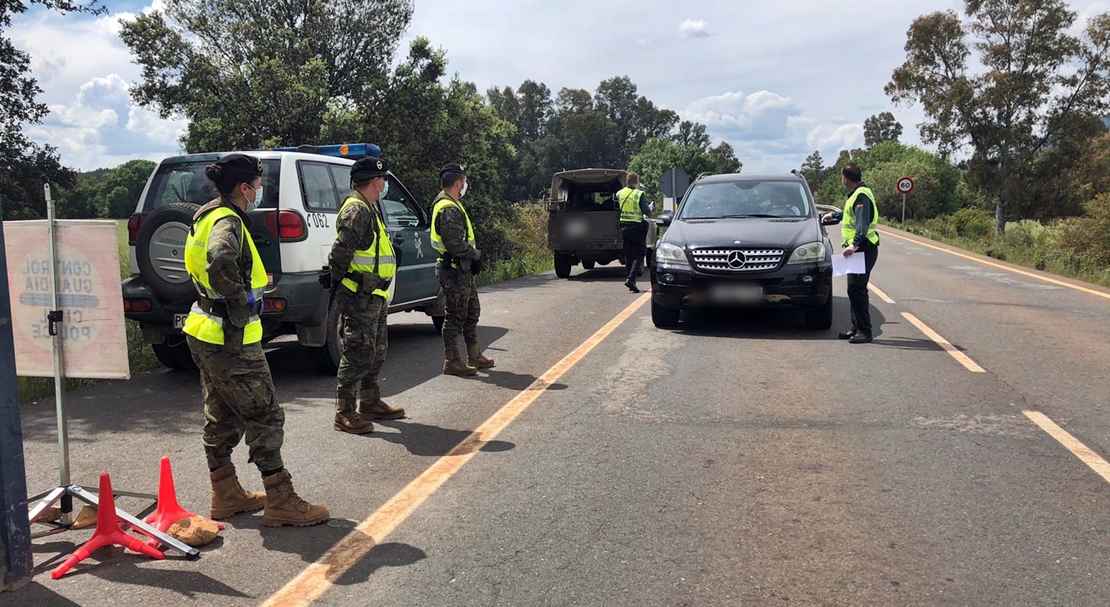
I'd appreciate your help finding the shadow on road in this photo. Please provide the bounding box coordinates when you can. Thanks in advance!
[670,295,887,341]
[370,419,516,457]
[333,542,427,586]
[0,582,85,607]
[567,266,628,283]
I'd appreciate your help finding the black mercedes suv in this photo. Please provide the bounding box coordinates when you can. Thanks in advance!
[649,172,835,329]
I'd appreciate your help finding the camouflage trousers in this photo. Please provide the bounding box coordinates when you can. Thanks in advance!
[336,289,389,399]
[187,335,285,473]
[437,263,480,349]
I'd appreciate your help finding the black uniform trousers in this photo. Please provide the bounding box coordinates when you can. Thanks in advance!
[621,222,648,281]
[847,242,879,336]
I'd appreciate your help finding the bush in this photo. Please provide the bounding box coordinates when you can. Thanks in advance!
[952,207,994,239]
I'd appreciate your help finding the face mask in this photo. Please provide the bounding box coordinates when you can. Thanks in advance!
[246,184,263,211]
[460,181,469,197]
[380,179,390,199]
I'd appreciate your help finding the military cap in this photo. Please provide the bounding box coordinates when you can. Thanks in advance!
[351,156,389,182]
[439,163,467,177]
[215,153,263,177]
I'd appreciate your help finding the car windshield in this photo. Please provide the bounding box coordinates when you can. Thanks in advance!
[140,158,280,211]
[678,181,811,220]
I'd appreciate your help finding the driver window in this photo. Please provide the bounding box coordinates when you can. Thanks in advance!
[381,177,425,228]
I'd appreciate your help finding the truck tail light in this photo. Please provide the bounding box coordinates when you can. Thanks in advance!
[265,211,306,241]
[127,214,144,245]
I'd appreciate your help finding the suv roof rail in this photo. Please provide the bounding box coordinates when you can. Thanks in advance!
[270,143,381,159]
[694,171,715,181]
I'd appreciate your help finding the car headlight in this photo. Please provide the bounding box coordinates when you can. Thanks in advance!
[656,242,689,268]
[787,241,826,264]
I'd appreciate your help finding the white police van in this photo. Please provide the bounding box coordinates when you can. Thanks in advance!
[122,143,444,372]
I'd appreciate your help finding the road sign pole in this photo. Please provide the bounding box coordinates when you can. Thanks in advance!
[902,193,906,224]
[0,200,34,591]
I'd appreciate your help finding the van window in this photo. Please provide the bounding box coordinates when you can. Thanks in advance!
[299,162,341,212]
[141,158,280,211]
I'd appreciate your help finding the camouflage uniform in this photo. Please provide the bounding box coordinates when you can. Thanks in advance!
[432,192,493,373]
[328,190,402,429]
[186,200,284,474]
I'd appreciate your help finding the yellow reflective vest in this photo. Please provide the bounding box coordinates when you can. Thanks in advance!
[183,206,267,345]
[338,194,396,298]
[430,193,476,267]
[842,186,880,247]
[618,187,645,225]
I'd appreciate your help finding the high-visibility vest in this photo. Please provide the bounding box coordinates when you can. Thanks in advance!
[842,186,880,247]
[338,194,396,298]
[618,187,645,224]
[430,193,476,266]
[183,206,267,345]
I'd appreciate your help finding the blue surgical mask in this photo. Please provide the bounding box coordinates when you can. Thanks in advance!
[381,180,390,199]
[246,184,263,211]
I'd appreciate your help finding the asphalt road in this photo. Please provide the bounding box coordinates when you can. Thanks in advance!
[8,228,1110,607]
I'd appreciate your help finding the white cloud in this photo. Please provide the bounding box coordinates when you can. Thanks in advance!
[678,19,711,39]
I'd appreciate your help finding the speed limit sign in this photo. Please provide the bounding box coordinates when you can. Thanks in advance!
[896,177,915,194]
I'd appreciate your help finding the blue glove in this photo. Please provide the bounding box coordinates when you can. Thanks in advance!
[246,293,262,310]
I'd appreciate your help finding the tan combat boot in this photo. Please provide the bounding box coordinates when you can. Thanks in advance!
[334,395,375,434]
[443,344,478,377]
[210,463,266,520]
[466,342,495,369]
[359,384,405,420]
[262,470,329,528]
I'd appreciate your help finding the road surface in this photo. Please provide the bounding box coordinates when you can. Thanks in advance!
[8,227,1110,606]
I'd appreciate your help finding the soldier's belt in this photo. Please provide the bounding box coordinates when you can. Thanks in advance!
[197,296,261,318]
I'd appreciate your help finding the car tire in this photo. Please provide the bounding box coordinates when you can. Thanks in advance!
[432,315,444,334]
[313,296,344,373]
[136,202,201,301]
[651,300,680,328]
[582,260,596,270]
[554,253,572,279]
[804,293,834,330]
[151,337,197,371]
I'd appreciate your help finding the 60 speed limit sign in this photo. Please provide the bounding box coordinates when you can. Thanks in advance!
[896,177,915,194]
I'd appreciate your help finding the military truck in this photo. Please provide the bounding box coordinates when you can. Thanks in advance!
[546,168,657,279]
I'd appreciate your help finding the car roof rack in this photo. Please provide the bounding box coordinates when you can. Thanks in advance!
[270,143,381,159]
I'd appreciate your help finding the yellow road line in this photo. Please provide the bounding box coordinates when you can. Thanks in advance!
[878,228,1110,301]
[869,283,896,305]
[1024,411,1110,485]
[901,312,985,373]
[260,293,651,607]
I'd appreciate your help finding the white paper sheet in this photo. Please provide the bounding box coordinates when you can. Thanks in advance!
[832,252,866,276]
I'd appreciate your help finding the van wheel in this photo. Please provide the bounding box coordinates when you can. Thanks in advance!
[554,253,572,278]
[804,294,834,330]
[152,337,197,371]
[136,202,201,301]
[582,260,596,270]
[313,297,344,373]
[651,300,680,328]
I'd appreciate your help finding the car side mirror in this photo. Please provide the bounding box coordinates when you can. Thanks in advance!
[821,214,840,226]
[657,211,674,227]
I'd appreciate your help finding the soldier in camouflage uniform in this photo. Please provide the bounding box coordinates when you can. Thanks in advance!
[430,163,496,376]
[323,156,405,434]
[184,154,328,528]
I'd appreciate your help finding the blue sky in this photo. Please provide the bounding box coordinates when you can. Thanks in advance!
[9,0,1110,173]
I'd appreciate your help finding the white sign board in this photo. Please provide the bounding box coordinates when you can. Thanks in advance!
[3,220,130,379]
[896,177,915,194]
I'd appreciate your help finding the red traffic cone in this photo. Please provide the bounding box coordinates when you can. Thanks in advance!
[142,457,223,547]
[51,473,164,579]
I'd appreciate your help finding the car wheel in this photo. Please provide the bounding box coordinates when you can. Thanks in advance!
[313,296,344,373]
[136,202,201,302]
[554,253,572,278]
[582,260,596,270]
[651,300,680,328]
[804,293,834,330]
[151,336,197,371]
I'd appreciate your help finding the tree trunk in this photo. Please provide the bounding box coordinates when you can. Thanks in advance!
[995,195,1005,235]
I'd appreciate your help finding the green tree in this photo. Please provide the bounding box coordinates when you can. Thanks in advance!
[120,0,414,153]
[1,0,98,219]
[800,150,826,185]
[628,132,742,202]
[863,112,903,149]
[886,0,1110,232]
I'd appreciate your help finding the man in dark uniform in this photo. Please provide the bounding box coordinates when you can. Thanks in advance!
[323,156,405,434]
[430,163,495,377]
[616,172,654,293]
[822,163,880,344]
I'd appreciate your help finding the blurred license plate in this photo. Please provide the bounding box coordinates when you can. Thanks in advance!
[709,284,763,303]
[173,314,188,329]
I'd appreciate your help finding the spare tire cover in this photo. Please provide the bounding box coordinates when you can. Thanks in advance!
[136,202,201,301]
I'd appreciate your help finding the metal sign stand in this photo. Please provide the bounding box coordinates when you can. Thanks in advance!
[25,185,199,560]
